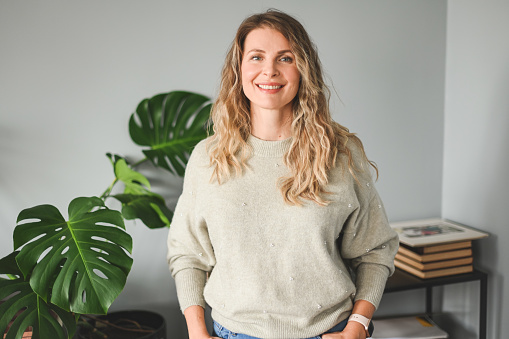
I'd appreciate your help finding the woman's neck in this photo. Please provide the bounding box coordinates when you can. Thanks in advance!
[250,106,293,141]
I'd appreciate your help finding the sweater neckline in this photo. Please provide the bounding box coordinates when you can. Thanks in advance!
[247,135,293,157]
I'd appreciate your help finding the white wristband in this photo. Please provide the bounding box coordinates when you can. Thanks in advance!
[348,313,370,331]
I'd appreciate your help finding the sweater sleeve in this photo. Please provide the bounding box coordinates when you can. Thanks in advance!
[167,142,215,313]
[339,143,399,309]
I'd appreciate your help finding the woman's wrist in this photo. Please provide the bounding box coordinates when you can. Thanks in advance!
[184,305,211,339]
[344,320,368,338]
[349,299,374,337]
[348,313,370,335]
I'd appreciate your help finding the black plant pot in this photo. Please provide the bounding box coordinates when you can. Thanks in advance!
[76,310,166,339]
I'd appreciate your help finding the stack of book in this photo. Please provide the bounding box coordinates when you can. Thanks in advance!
[390,219,488,279]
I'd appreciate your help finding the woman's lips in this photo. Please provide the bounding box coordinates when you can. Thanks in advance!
[256,83,284,93]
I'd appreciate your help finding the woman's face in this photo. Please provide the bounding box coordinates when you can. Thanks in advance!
[241,28,300,115]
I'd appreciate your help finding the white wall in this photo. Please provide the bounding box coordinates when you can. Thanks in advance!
[0,1,447,338]
[443,1,509,338]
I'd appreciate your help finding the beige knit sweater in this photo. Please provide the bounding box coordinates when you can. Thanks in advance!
[167,135,398,338]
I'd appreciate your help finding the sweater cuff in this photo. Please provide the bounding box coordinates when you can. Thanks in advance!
[354,263,390,309]
[174,268,208,313]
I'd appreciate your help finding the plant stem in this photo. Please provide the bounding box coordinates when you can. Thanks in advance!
[100,179,118,199]
[132,157,149,169]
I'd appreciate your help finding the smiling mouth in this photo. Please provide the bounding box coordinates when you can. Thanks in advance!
[257,84,284,90]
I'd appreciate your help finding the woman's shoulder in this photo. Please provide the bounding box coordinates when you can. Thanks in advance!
[185,136,213,173]
[335,136,375,180]
[338,136,367,163]
[191,137,212,158]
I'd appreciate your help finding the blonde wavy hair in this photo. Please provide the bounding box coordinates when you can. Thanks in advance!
[207,9,377,206]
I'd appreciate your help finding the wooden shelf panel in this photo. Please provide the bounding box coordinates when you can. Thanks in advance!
[385,268,486,293]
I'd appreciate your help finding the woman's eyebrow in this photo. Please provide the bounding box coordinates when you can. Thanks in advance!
[246,49,293,54]
[247,49,265,54]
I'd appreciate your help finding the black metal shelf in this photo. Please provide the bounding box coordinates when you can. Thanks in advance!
[384,268,487,339]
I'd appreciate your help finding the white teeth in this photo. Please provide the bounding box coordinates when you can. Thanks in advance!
[258,84,283,90]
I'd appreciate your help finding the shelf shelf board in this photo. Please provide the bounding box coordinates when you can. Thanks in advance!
[385,268,487,293]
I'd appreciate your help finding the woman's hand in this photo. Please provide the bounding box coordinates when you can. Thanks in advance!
[321,321,367,339]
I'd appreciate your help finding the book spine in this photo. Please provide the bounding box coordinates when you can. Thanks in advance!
[395,253,473,271]
[395,259,474,279]
[421,240,472,254]
[398,247,472,262]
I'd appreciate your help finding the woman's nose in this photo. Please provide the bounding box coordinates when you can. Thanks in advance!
[263,61,279,77]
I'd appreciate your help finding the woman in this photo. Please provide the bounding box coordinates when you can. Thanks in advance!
[168,9,398,339]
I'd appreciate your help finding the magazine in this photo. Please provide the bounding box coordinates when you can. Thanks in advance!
[371,315,448,338]
[390,218,488,247]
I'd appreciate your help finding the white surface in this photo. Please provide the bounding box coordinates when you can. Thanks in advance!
[372,316,448,339]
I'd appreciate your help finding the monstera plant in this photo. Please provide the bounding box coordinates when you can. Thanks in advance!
[0,91,212,339]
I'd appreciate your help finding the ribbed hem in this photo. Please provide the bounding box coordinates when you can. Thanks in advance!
[211,307,349,339]
[247,135,292,157]
[174,268,208,313]
[354,263,390,309]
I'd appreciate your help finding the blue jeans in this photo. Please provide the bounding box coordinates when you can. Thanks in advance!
[213,318,348,339]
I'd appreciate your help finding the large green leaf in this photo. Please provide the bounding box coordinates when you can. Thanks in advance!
[113,193,173,229]
[0,252,76,339]
[13,197,133,315]
[107,156,173,228]
[113,158,151,195]
[129,91,212,176]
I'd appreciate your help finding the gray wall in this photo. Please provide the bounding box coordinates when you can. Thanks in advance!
[9,0,507,338]
[442,1,509,338]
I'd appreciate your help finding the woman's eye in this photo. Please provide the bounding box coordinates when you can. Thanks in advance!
[251,55,262,61]
[280,56,293,62]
